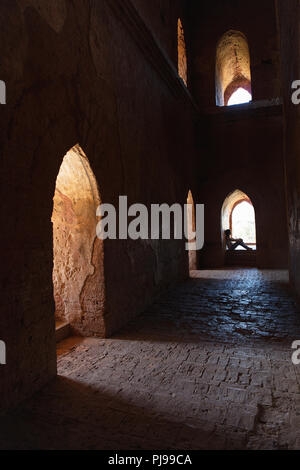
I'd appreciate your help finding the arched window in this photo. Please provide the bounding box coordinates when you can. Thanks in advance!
[178,18,187,86]
[216,30,252,106]
[231,200,256,247]
[221,189,256,250]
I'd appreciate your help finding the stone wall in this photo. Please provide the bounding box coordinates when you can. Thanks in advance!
[188,0,288,269]
[189,0,281,108]
[131,0,187,66]
[277,0,300,291]
[197,103,289,269]
[0,0,292,414]
[0,0,198,412]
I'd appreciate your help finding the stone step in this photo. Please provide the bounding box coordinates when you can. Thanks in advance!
[55,321,71,343]
[225,250,257,267]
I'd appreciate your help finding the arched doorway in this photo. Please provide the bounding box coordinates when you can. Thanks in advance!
[221,189,257,250]
[51,144,105,338]
[187,190,197,271]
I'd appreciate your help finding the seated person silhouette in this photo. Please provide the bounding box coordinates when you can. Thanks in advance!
[224,229,253,251]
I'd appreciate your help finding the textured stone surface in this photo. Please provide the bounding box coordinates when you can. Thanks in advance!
[196,105,288,270]
[0,0,196,412]
[277,0,300,300]
[52,145,105,336]
[191,0,281,108]
[0,0,296,429]
[1,269,300,450]
[190,0,288,271]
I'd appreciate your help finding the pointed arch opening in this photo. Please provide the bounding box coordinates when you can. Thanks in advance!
[216,30,252,106]
[178,18,187,86]
[187,190,197,271]
[221,190,256,250]
[51,144,105,339]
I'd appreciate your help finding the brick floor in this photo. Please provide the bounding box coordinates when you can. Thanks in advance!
[1,268,300,449]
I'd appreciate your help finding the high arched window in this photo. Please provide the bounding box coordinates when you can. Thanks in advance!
[221,189,256,250]
[216,30,252,106]
[178,18,187,86]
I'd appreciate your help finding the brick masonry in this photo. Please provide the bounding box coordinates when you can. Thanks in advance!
[1,269,300,450]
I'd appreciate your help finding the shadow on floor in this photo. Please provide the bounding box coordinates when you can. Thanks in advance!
[0,375,238,450]
[1,269,299,450]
